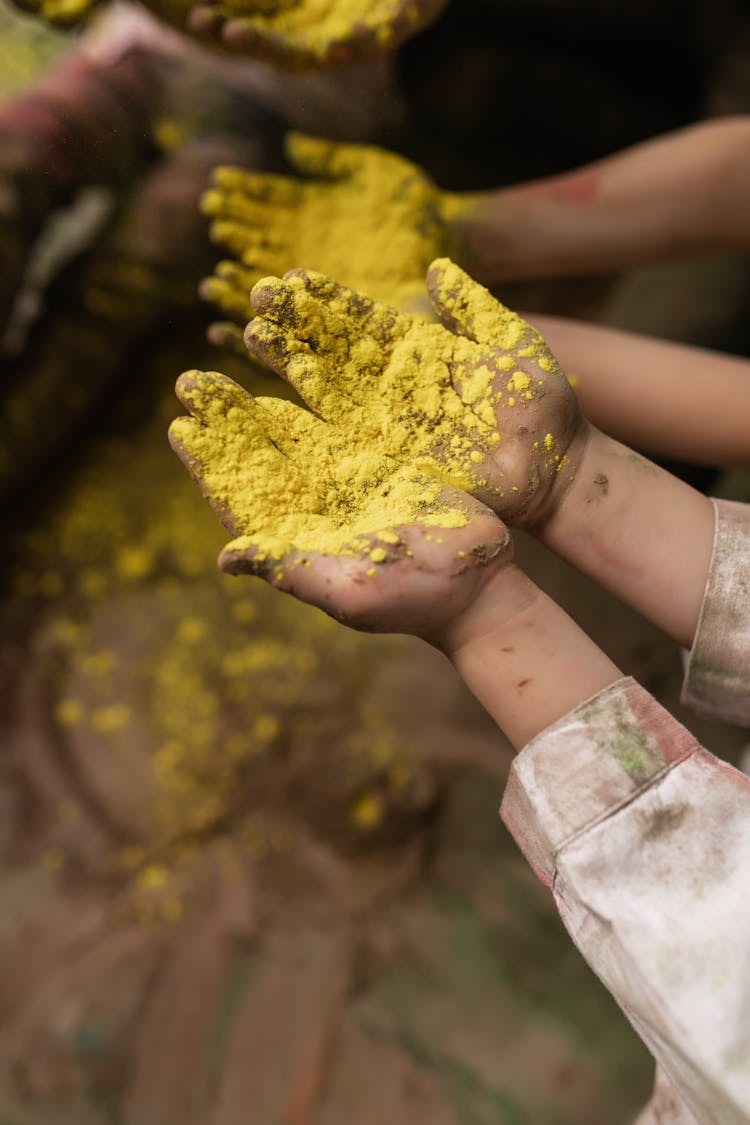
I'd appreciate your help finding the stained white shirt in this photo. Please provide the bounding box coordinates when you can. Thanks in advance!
[500,499,750,1124]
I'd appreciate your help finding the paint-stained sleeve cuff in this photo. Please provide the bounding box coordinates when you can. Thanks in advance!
[499,677,701,885]
[681,498,750,726]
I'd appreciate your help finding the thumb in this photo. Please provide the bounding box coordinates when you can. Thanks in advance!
[284,131,366,180]
[426,257,526,348]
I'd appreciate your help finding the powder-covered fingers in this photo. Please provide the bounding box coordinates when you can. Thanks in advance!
[427,258,531,353]
[169,370,317,541]
[249,274,355,364]
[201,263,259,324]
[283,269,409,346]
[205,219,286,266]
[244,319,349,419]
[173,368,258,426]
[210,166,304,208]
[202,190,291,235]
[243,317,299,373]
[284,133,371,180]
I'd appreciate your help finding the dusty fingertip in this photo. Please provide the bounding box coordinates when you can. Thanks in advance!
[243,316,275,350]
[218,539,271,580]
[210,165,235,187]
[167,416,200,463]
[425,256,460,291]
[249,274,283,312]
[174,369,201,405]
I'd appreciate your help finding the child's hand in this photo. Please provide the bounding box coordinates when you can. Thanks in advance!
[243,262,584,528]
[187,0,447,70]
[201,134,455,332]
[169,369,510,638]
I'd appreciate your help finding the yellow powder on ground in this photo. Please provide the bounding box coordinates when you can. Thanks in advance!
[13,379,432,884]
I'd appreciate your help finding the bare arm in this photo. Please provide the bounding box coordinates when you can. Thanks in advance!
[452,117,750,283]
[434,564,621,749]
[527,315,750,469]
[537,426,716,650]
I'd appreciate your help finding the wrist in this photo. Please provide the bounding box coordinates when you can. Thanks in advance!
[433,560,537,661]
[435,561,621,750]
[534,426,715,647]
[441,190,516,284]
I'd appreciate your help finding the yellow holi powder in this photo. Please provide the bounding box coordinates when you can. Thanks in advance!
[80,649,116,677]
[253,713,279,741]
[369,547,388,563]
[41,845,66,871]
[160,896,184,923]
[56,698,84,726]
[350,792,384,830]
[506,371,531,394]
[117,547,154,581]
[177,616,207,643]
[543,433,556,452]
[13,382,432,875]
[91,703,131,733]
[136,863,170,891]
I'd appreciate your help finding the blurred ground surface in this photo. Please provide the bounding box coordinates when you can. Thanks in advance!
[1,1,749,1122]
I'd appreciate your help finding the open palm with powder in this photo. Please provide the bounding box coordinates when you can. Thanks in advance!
[169,368,510,636]
[242,259,584,526]
[170,259,584,631]
[201,134,456,336]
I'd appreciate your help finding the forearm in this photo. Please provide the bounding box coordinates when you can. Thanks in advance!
[437,563,622,750]
[538,426,716,649]
[0,37,164,225]
[528,314,750,468]
[451,117,750,283]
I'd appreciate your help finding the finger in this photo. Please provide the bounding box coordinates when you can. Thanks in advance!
[206,319,249,355]
[174,369,260,427]
[250,329,343,418]
[426,257,528,350]
[170,372,295,538]
[284,133,370,180]
[244,316,302,375]
[210,166,303,207]
[207,219,286,263]
[218,533,330,586]
[282,269,409,346]
[201,262,261,324]
[202,188,294,232]
[249,275,352,361]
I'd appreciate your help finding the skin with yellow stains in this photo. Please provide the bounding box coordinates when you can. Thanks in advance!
[202,134,463,338]
[170,259,584,635]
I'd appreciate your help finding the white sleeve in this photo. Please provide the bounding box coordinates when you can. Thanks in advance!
[681,497,750,727]
[501,677,750,1125]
